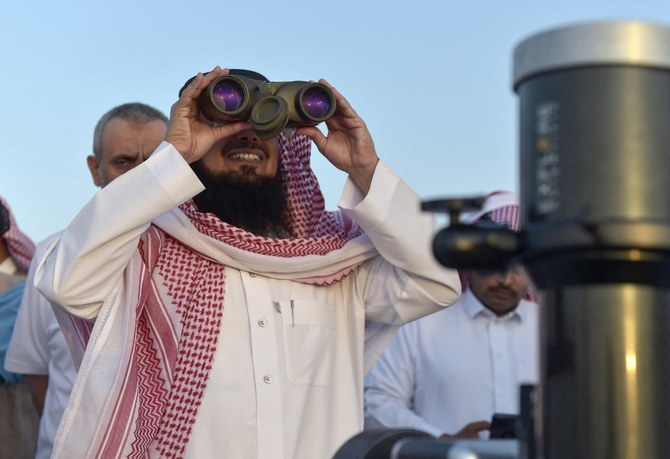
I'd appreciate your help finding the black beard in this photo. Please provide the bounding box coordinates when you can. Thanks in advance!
[191,162,291,238]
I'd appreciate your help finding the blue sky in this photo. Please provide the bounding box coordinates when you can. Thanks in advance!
[2,1,669,242]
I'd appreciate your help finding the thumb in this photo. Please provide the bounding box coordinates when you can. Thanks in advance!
[296,126,327,152]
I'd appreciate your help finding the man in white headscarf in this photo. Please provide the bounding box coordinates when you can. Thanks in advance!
[35,67,461,459]
[364,191,539,440]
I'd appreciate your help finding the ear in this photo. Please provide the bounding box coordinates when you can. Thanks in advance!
[86,155,103,187]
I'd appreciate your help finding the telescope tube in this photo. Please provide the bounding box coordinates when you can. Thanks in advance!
[514,21,670,458]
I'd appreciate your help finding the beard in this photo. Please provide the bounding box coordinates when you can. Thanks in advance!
[191,161,291,238]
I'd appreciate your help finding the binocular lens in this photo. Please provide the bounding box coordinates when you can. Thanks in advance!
[301,86,334,120]
[197,73,336,135]
[212,79,245,113]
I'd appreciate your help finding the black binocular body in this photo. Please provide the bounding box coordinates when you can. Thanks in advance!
[198,74,336,139]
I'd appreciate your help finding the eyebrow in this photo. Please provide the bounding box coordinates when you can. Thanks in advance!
[110,153,140,162]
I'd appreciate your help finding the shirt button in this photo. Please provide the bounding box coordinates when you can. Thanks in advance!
[258,318,268,327]
[263,374,273,384]
[249,272,257,277]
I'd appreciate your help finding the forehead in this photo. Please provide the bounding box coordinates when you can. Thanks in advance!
[99,118,167,154]
[101,117,166,137]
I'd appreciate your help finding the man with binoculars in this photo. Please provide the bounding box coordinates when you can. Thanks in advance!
[34,66,461,459]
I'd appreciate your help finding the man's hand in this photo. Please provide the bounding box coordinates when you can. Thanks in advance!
[296,80,379,194]
[165,66,251,163]
[439,420,491,439]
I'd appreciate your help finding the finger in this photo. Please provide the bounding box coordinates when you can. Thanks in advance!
[178,72,205,102]
[471,421,491,431]
[319,79,359,118]
[295,126,326,150]
[180,67,227,102]
[211,120,253,140]
[199,66,228,89]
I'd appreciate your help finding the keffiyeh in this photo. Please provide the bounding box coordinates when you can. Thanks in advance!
[0,196,35,272]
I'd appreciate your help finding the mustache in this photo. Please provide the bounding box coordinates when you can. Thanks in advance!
[487,286,517,296]
[222,139,268,155]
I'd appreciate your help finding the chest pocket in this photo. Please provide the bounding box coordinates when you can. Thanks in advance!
[279,300,337,387]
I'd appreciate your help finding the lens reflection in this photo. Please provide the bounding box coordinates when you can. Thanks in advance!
[212,80,245,113]
[301,87,332,119]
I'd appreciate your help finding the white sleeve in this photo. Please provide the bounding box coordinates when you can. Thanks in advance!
[364,322,443,437]
[340,161,461,326]
[4,240,52,375]
[34,143,204,320]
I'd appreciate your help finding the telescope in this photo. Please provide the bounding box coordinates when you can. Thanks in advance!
[335,20,670,459]
[198,70,336,139]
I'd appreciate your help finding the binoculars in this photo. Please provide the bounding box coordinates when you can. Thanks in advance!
[198,73,337,139]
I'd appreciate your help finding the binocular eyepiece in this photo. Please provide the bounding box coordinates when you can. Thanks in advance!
[198,74,336,139]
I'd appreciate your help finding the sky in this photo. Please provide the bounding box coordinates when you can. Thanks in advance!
[2,0,669,242]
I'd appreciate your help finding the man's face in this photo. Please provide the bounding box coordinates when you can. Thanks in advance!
[197,129,280,180]
[469,267,528,316]
[87,117,168,187]
[190,129,287,237]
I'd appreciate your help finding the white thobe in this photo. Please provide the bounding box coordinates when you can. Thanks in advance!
[35,142,461,459]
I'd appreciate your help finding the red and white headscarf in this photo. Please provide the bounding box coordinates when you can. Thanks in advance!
[0,195,35,272]
[461,190,520,231]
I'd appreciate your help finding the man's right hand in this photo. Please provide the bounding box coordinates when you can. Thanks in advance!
[439,420,491,439]
[165,66,251,164]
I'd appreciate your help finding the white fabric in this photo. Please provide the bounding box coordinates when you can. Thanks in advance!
[0,257,18,275]
[364,289,539,438]
[35,142,461,459]
[461,191,519,224]
[5,235,77,459]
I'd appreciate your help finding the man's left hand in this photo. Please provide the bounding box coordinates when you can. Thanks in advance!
[296,80,379,194]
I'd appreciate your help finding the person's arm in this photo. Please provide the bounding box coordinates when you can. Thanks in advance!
[296,79,379,195]
[5,242,51,394]
[439,421,491,439]
[26,374,48,415]
[34,148,204,320]
[299,79,460,327]
[364,324,444,437]
[299,79,460,375]
[343,160,461,324]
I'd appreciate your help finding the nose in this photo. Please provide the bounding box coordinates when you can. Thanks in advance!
[235,128,261,143]
[494,269,516,285]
